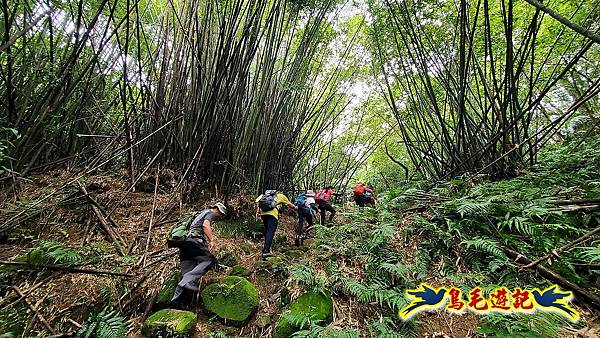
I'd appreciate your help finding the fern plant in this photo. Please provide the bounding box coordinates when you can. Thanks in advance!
[461,237,506,260]
[76,307,128,338]
[24,240,82,265]
[293,324,360,338]
[367,317,418,338]
[579,242,600,263]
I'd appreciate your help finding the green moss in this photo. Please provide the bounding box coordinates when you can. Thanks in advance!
[273,291,333,338]
[156,272,181,307]
[142,309,196,338]
[201,276,259,325]
[229,265,250,277]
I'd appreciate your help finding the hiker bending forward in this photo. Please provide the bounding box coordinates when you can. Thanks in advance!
[294,190,319,246]
[353,182,377,208]
[256,190,297,259]
[315,186,336,226]
[171,203,227,308]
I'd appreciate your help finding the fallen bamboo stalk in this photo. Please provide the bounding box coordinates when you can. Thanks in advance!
[0,273,59,309]
[120,253,176,305]
[78,182,126,255]
[0,261,133,277]
[140,290,159,325]
[141,168,159,267]
[523,218,599,269]
[107,148,163,217]
[44,333,75,338]
[12,286,57,335]
[548,205,600,213]
[572,263,600,269]
[503,248,600,309]
[547,199,600,206]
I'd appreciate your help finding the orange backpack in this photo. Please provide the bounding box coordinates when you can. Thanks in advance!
[353,184,366,196]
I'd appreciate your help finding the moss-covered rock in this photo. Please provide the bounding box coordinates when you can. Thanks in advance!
[229,265,250,277]
[155,272,180,307]
[142,309,196,338]
[273,291,333,338]
[201,276,259,325]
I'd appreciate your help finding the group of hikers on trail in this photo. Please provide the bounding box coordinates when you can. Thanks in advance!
[167,182,377,308]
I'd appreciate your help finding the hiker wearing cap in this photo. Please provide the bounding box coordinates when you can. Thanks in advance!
[293,190,320,246]
[256,190,297,259]
[171,202,227,308]
[315,186,337,226]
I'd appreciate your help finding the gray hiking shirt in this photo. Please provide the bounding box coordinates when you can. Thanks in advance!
[188,209,216,242]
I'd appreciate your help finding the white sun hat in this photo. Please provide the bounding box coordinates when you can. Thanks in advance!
[214,202,228,215]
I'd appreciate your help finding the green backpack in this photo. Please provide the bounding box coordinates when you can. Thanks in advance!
[167,211,198,248]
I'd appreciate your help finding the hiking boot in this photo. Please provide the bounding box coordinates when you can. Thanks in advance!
[262,252,275,260]
[294,236,302,246]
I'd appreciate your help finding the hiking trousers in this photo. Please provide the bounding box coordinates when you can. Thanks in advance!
[318,201,336,225]
[171,239,216,302]
[354,195,366,207]
[297,209,314,234]
[261,215,278,254]
[296,209,314,245]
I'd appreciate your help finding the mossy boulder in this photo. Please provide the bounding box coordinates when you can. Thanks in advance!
[273,291,333,338]
[142,309,196,338]
[155,272,180,307]
[201,276,259,325]
[229,265,250,277]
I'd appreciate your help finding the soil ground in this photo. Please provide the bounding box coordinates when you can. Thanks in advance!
[1,170,598,337]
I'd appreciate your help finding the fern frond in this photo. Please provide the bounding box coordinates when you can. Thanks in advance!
[76,307,127,338]
[452,198,492,218]
[579,243,600,263]
[461,237,506,260]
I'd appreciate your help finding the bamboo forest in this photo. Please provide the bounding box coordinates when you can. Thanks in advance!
[1,0,599,337]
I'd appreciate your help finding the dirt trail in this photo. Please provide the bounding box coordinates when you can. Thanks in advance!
[2,170,595,337]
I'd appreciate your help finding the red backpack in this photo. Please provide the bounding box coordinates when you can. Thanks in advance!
[353,184,366,196]
[315,189,327,202]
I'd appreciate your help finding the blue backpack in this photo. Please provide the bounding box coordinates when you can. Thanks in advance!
[294,192,310,211]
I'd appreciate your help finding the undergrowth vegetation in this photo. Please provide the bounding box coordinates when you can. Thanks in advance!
[284,139,600,337]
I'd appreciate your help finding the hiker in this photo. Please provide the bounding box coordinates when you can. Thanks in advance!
[365,184,377,205]
[255,190,297,259]
[171,202,227,308]
[315,186,337,226]
[353,182,377,208]
[294,190,319,246]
